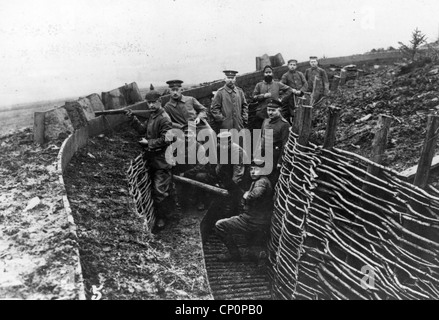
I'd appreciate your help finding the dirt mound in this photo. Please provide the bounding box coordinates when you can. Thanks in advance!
[316,61,439,172]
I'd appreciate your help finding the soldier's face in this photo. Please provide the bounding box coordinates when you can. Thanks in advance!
[264,69,273,77]
[310,59,318,68]
[250,167,261,180]
[147,100,161,111]
[288,62,297,71]
[267,107,280,119]
[170,87,182,100]
[225,76,236,88]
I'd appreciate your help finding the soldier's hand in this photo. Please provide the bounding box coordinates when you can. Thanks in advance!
[264,93,272,98]
[125,109,134,119]
[139,138,148,145]
[243,191,249,200]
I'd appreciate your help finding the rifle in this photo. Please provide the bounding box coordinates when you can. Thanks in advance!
[95,109,153,118]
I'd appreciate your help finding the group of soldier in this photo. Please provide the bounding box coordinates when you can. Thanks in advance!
[125,56,330,262]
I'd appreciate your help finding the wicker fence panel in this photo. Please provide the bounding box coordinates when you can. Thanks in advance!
[269,130,439,300]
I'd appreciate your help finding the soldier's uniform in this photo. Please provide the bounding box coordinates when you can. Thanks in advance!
[256,99,291,185]
[251,78,293,131]
[215,159,273,261]
[210,70,248,131]
[163,80,213,134]
[280,69,308,120]
[215,131,250,215]
[305,65,330,105]
[129,91,173,228]
[170,129,211,210]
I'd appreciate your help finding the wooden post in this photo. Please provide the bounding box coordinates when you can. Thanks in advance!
[33,112,45,144]
[291,105,303,135]
[330,76,340,91]
[339,69,347,86]
[413,114,439,189]
[366,115,392,177]
[298,106,313,146]
[323,106,341,149]
[362,115,392,194]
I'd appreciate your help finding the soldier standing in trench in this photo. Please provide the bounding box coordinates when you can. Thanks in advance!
[255,99,290,186]
[280,59,308,123]
[305,56,330,106]
[125,87,173,231]
[163,79,214,136]
[210,70,248,132]
[251,65,294,132]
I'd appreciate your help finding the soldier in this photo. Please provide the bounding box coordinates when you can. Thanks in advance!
[304,56,330,106]
[210,70,248,131]
[215,159,273,262]
[215,131,249,215]
[125,87,173,231]
[170,125,210,211]
[280,59,308,122]
[255,99,290,185]
[163,79,213,133]
[251,65,294,132]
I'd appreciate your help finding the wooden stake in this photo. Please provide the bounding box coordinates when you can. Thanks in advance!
[323,106,341,149]
[413,114,439,189]
[298,105,313,146]
[367,115,392,177]
[33,112,45,144]
[362,115,392,193]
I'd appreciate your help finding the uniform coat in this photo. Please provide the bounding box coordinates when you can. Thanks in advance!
[210,85,248,130]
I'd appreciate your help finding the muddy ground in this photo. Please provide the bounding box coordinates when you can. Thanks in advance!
[0,130,80,299]
[62,124,211,300]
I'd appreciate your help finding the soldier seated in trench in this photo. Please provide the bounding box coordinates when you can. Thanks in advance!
[214,158,273,262]
[169,125,214,211]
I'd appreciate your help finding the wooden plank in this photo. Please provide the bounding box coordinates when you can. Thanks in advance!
[399,155,439,180]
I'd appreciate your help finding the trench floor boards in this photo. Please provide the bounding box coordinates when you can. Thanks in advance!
[202,234,272,300]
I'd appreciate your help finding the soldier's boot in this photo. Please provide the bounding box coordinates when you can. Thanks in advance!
[153,202,168,231]
[216,242,241,262]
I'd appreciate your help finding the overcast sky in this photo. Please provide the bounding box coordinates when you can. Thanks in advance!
[1,0,438,107]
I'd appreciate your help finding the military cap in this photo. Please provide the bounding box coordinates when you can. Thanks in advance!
[223,70,238,78]
[251,158,265,167]
[263,65,273,72]
[309,56,318,60]
[287,59,298,64]
[266,98,283,109]
[166,80,184,88]
[144,84,161,102]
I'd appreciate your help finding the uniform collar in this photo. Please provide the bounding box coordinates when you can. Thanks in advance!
[151,107,164,118]
[268,115,281,123]
[224,85,236,93]
[168,95,189,107]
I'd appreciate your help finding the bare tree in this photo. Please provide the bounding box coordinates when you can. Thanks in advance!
[398,28,427,61]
